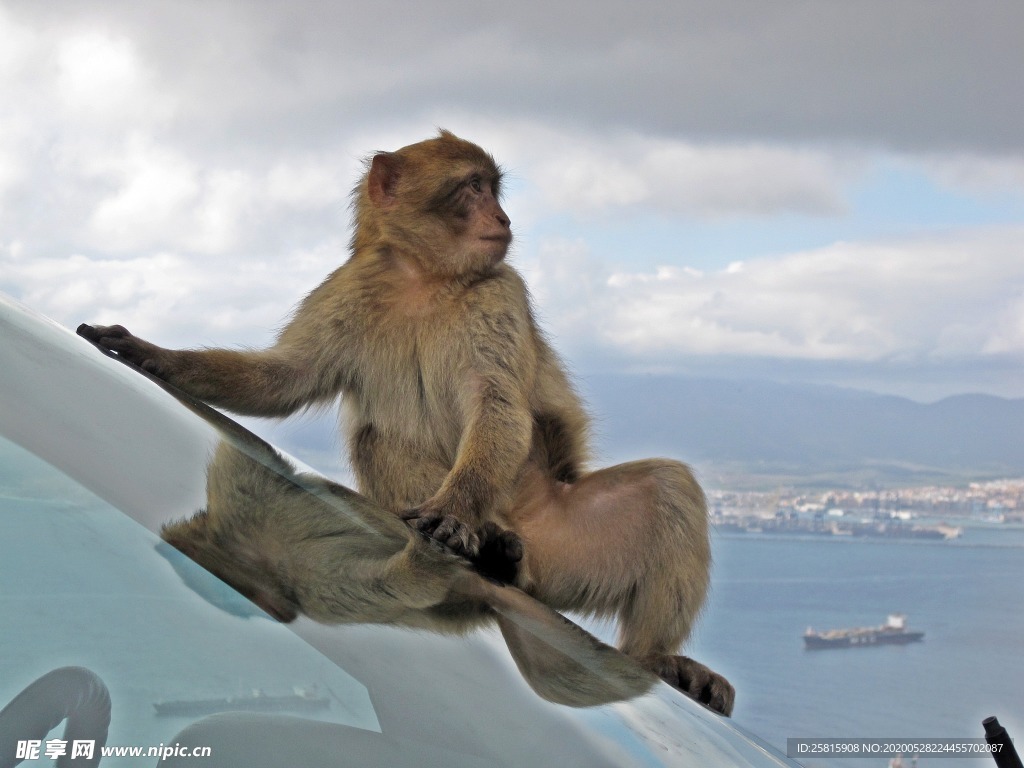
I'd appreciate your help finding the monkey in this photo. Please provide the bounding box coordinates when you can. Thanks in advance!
[155,421,656,708]
[77,130,735,716]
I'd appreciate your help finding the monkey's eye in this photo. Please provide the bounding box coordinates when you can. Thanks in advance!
[469,176,483,193]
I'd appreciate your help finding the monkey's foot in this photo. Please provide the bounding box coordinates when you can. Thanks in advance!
[649,655,735,716]
[470,521,524,585]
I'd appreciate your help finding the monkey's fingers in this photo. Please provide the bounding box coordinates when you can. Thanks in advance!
[400,509,442,535]
[82,329,167,375]
[402,510,480,559]
[98,334,142,356]
[77,323,146,361]
[76,323,100,342]
[77,323,131,344]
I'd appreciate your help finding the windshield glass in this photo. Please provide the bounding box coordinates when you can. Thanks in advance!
[0,295,792,767]
[0,435,380,747]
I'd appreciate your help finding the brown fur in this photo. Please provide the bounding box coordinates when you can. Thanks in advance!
[160,437,655,708]
[78,130,734,715]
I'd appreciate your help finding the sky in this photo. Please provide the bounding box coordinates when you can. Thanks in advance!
[2,0,1024,402]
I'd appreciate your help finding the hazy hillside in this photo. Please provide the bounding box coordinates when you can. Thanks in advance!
[243,374,1024,491]
[582,375,1024,489]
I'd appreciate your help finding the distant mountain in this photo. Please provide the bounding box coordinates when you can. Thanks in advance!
[582,375,1024,490]
[247,375,1024,492]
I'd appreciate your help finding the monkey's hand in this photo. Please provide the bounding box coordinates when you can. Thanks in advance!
[77,324,174,378]
[400,502,482,559]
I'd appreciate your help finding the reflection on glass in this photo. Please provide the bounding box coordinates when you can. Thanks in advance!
[0,436,379,768]
[0,290,797,766]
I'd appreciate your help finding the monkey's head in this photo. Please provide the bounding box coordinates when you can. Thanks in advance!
[353,130,512,279]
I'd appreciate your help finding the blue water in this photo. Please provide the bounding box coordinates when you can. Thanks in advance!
[688,529,1024,767]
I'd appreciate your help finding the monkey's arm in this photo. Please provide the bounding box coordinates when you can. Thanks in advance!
[76,324,344,417]
[402,371,533,554]
[404,282,536,552]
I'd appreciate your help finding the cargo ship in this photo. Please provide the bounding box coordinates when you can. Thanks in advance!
[154,687,330,716]
[803,613,924,650]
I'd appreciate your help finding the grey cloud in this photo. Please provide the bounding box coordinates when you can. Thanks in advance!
[6,0,1021,153]
[3,0,1023,403]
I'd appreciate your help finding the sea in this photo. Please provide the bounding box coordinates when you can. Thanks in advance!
[686,525,1024,768]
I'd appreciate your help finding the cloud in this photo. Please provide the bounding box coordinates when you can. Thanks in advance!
[1,0,1022,406]
[53,31,174,127]
[0,239,348,349]
[910,153,1024,197]
[502,128,855,217]
[4,1,1023,154]
[86,137,203,251]
[527,227,1024,366]
[1,1,1020,246]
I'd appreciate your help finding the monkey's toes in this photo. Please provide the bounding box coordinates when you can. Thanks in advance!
[495,529,524,563]
[655,656,735,717]
[479,522,523,558]
[472,522,523,584]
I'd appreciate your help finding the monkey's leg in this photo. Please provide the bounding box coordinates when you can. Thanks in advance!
[513,459,734,716]
[611,460,734,716]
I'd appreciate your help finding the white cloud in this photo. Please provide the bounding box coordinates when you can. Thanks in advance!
[0,116,31,201]
[56,33,145,120]
[528,227,1024,366]
[0,6,36,82]
[985,292,1024,356]
[3,249,198,334]
[87,136,202,251]
[1,239,348,349]
[487,124,856,219]
[266,159,349,209]
[45,133,353,256]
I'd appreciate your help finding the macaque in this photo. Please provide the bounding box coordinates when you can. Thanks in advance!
[78,130,734,716]
[157,426,655,708]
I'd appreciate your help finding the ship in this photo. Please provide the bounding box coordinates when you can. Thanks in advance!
[803,613,924,650]
[154,686,330,716]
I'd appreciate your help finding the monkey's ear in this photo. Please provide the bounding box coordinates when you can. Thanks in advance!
[368,152,401,206]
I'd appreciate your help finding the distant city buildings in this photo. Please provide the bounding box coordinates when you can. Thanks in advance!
[709,477,1024,536]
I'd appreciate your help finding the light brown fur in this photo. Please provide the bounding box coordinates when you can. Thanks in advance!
[78,130,734,715]
[159,434,655,708]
